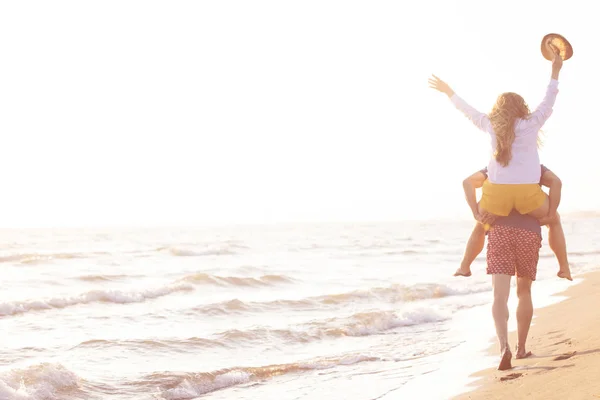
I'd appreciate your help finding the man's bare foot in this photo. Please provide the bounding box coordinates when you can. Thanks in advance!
[558,266,573,281]
[454,266,472,277]
[498,348,513,371]
[515,345,533,359]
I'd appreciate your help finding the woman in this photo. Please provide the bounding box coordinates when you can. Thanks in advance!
[429,42,571,280]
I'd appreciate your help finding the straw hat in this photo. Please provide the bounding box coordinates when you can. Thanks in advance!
[541,33,573,61]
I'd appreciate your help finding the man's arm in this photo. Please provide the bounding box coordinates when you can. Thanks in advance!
[540,169,562,218]
[462,171,487,218]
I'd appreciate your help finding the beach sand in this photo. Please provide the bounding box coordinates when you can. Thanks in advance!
[454,270,600,400]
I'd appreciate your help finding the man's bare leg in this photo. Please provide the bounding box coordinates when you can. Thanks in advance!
[492,274,512,370]
[455,223,486,277]
[548,214,572,281]
[515,276,534,359]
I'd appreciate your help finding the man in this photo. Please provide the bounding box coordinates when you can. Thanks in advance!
[457,165,572,281]
[462,166,570,370]
[485,209,540,370]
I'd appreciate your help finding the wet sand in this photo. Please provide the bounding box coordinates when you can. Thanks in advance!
[454,270,600,400]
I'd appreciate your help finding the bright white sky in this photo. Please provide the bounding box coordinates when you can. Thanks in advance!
[0,1,598,227]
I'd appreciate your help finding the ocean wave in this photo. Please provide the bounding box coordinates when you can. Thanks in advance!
[0,252,88,265]
[76,274,134,282]
[540,250,600,259]
[235,264,270,273]
[386,249,420,255]
[73,337,228,351]
[292,237,414,252]
[179,273,294,287]
[193,282,488,315]
[71,309,446,353]
[0,270,294,317]
[0,283,193,317]
[158,243,247,257]
[168,247,235,257]
[212,309,446,345]
[133,354,379,399]
[0,363,81,400]
[316,282,489,304]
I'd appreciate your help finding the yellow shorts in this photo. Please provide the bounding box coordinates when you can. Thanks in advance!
[480,180,546,217]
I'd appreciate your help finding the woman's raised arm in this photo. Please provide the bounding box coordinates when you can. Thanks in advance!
[527,44,563,127]
[429,75,492,133]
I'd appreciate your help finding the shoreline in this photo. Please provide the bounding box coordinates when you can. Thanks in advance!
[452,270,600,400]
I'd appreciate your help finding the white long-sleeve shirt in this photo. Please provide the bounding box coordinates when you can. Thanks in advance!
[450,79,559,184]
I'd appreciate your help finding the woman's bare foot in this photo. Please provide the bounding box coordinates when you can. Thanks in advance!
[558,265,573,281]
[515,345,533,359]
[498,348,513,371]
[454,266,472,277]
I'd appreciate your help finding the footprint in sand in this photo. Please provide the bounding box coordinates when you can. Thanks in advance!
[553,351,577,361]
[552,338,572,346]
[500,373,523,381]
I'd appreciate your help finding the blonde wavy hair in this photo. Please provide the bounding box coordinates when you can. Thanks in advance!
[489,92,531,166]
